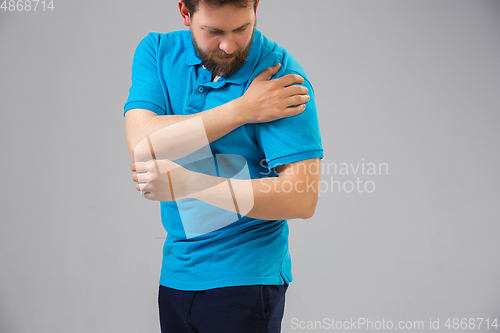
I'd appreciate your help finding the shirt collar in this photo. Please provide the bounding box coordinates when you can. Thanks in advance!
[185,31,202,66]
[185,29,263,84]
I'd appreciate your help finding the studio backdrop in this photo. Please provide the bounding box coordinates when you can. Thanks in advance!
[1,0,499,332]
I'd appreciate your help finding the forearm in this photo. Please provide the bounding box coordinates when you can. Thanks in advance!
[185,173,318,221]
[131,99,247,162]
[134,158,321,220]
[146,100,246,140]
[236,177,318,220]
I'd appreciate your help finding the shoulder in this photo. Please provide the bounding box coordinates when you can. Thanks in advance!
[254,31,312,84]
[135,30,191,57]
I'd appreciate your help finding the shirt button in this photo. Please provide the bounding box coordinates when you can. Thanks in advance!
[199,87,204,92]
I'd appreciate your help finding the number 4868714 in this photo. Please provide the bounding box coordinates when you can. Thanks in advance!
[1,0,55,11]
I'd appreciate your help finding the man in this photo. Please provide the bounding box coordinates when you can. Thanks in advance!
[124,0,323,331]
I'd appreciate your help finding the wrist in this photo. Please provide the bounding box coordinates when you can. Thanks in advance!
[229,97,249,126]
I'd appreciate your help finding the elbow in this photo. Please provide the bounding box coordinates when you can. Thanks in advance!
[128,136,153,164]
[127,137,140,163]
[128,143,140,163]
[300,205,316,220]
[299,193,319,220]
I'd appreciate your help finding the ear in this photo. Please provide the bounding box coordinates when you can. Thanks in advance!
[178,0,191,26]
[254,0,260,12]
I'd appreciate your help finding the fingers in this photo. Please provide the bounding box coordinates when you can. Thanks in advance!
[132,161,159,185]
[285,93,310,108]
[283,84,308,97]
[133,171,153,184]
[132,161,176,183]
[133,161,154,173]
[132,160,177,174]
[284,103,307,117]
[137,183,155,201]
[276,74,305,87]
[269,63,281,77]
[255,63,281,81]
[137,181,154,193]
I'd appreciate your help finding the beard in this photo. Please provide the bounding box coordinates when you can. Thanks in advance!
[191,28,254,78]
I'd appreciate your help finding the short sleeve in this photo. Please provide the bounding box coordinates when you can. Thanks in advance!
[124,32,166,116]
[255,74,323,170]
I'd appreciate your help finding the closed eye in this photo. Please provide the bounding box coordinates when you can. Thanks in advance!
[207,29,222,35]
[201,23,251,35]
[234,24,250,32]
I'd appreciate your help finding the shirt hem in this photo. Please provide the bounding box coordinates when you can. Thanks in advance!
[159,276,293,291]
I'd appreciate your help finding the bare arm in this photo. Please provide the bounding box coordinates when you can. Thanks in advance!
[217,158,321,220]
[132,158,321,220]
[125,100,245,162]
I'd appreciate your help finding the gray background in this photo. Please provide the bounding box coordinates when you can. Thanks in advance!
[1,0,499,332]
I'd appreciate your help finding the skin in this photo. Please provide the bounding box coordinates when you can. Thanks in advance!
[126,0,321,220]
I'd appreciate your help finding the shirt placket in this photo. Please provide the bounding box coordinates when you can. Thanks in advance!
[185,66,227,114]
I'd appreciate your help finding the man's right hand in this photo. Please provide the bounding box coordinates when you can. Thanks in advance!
[235,63,310,124]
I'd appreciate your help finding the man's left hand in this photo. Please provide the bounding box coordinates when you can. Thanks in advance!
[131,159,192,201]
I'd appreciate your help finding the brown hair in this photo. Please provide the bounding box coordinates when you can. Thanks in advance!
[182,0,258,14]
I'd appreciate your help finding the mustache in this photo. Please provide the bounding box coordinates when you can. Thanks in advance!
[209,50,242,58]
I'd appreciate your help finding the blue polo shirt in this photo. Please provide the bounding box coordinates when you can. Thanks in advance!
[124,29,323,290]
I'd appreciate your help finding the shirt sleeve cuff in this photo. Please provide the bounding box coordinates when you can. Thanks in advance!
[267,150,324,170]
[124,101,166,116]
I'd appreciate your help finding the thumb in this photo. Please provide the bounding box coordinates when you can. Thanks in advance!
[256,63,281,81]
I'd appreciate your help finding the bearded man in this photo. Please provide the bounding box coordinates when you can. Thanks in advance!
[124,0,323,331]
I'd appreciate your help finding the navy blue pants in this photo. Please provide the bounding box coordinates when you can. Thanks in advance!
[158,284,288,333]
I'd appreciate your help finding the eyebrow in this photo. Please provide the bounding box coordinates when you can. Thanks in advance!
[201,23,252,33]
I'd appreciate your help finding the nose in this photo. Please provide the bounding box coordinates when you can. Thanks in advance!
[218,35,236,55]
